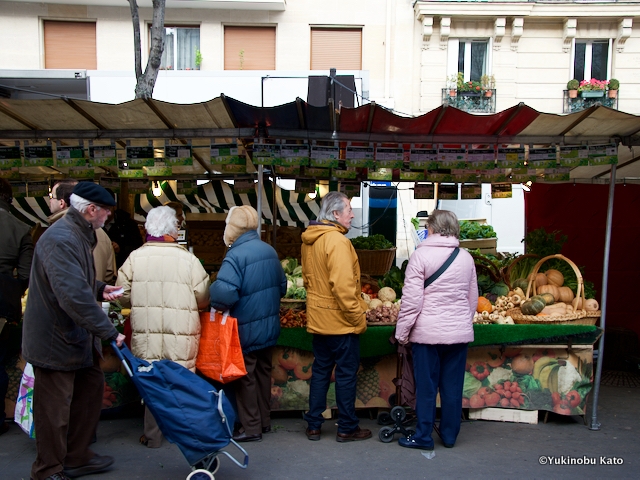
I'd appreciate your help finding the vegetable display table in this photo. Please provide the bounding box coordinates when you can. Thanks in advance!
[271,325,600,415]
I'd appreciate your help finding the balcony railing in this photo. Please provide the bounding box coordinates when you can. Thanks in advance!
[442,89,496,113]
[563,90,619,113]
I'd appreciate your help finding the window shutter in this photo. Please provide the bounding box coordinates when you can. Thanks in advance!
[224,26,276,70]
[311,28,362,71]
[44,21,96,69]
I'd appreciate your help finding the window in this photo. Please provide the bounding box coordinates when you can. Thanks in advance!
[159,26,200,70]
[44,21,96,69]
[224,26,276,70]
[447,39,490,82]
[573,40,611,81]
[311,28,362,71]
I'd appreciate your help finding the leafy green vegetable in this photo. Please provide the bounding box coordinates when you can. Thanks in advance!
[477,274,495,295]
[378,266,405,298]
[459,221,497,240]
[411,218,420,230]
[523,228,567,256]
[281,257,299,275]
[463,371,482,398]
[350,234,394,250]
[293,287,307,300]
[490,282,509,297]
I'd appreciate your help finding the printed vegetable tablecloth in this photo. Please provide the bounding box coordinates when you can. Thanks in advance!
[272,325,600,414]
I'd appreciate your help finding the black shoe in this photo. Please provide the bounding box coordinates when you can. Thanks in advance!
[63,454,114,478]
[398,435,434,451]
[306,428,321,441]
[262,425,271,434]
[232,432,262,442]
[443,443,454,448]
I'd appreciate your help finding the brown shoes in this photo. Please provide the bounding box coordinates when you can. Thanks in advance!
[336,426,372,442]
[306,428,321,441]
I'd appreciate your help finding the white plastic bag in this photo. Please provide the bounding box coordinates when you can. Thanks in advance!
[14,362,35,438]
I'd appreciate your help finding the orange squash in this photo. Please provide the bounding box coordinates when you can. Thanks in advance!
[558,286,575,303]
[477,296,492,313]
[545,269,564,287]
[538,284,561,301]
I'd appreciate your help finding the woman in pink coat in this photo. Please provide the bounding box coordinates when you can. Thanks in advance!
[395,209,477,451]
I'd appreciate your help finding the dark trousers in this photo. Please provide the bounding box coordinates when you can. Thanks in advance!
[0,340,6,424]
[31,359,104,480]
[412,342,468,448]
[304,334,360,434]
[234,347,272,436]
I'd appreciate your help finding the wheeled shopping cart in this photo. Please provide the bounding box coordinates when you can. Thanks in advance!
[112,342,248,479]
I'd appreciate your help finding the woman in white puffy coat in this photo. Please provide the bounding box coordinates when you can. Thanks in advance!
[117,206,210,448]
[395,209,477,452]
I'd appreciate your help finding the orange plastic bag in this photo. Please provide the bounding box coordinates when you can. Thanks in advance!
[196,310,247,383]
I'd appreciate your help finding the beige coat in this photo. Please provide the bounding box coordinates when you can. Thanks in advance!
[116,242,210,371]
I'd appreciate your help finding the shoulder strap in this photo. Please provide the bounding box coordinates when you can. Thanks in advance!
[424,248,460,289]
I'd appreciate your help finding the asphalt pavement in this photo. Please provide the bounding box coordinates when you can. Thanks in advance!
[1,383,638,480]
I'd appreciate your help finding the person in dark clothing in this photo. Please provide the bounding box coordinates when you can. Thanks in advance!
[22,182,126,480]
[0,178,34,435]
[104,208,143,268]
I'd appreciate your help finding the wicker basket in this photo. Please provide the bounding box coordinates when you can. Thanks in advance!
[503,254,540,289]
[356,248,397,276]
[508,254,587,325]
[280,298,306,310]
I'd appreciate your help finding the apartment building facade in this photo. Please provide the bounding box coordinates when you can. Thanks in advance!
[0,0,637,116]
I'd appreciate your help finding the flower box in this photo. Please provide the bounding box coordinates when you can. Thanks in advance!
[580,91,605,98]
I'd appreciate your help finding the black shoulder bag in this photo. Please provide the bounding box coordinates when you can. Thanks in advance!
[423,248,460,288]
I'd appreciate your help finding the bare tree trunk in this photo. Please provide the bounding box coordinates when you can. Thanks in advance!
[129,0,166,99]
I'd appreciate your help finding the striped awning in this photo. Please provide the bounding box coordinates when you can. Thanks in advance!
[10,179,321,228]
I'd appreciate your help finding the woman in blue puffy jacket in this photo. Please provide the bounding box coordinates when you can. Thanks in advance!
[209,206,287,443]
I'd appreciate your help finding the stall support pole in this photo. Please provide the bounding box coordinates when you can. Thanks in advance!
[271,175,278,248]
[589,164,616,431]
[257,164,264,237]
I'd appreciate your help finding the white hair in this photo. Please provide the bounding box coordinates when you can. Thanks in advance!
[145,206,178,237]
[69,193,92,213]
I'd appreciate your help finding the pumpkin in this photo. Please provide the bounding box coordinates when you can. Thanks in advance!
[538,284,561,301]
[512,278,529,292]
[521,297,546,315]
[545,269,564,287]
[539,293,555,305]
[529,272,548,287]
[558,286,575,303]
[477,296,492,313]
[584,299,599,311]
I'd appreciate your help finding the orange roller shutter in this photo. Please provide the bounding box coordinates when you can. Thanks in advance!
[311,28,362,71]
[224,26,276,70]
[44,21,97,69]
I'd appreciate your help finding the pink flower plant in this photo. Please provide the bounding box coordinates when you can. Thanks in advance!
[578,78,609,92]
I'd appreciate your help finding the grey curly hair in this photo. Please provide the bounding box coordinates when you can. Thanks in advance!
[426,209,460,238]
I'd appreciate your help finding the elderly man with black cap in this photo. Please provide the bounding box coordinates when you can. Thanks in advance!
[22,181,126,480]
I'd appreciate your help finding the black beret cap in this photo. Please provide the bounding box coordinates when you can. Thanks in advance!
[72,182,116,207]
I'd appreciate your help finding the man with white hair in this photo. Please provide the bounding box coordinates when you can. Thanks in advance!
[23,181,126,480]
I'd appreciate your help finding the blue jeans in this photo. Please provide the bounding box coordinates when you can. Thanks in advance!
[304,334,360,434]
[412,343,468,448]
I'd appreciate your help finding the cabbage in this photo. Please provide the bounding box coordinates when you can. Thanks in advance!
[490,282,509,297]
[281,257,298,275]
[292,266,303,276]
[463,371,482,398]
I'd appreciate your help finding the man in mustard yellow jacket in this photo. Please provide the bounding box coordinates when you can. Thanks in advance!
[301,191,371,443]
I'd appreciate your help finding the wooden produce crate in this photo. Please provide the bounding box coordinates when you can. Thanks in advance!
[459,238,497,255]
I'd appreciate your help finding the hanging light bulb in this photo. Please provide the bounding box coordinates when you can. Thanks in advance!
[521,180,532,192]
[152,181,162,197]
